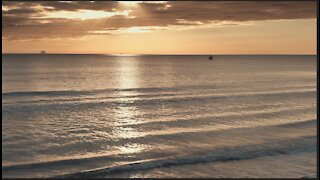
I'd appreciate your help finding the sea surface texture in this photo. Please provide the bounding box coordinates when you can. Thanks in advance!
[2,55,317,178]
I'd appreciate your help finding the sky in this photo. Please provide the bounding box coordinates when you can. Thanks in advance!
[2,1,317,54]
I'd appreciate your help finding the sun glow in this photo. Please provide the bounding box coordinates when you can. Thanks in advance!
[124,27,151,33]
[42,10,130,20]
[118,1,142,6]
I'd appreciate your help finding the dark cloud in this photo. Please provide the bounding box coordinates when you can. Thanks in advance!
[4,7,40,15]
[2,1,317,40]
[137,1,316,22]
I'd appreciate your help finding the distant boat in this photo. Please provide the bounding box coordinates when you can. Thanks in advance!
[40,50,46,54]
[209,55,213,60]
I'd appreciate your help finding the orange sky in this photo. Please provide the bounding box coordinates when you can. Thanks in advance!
[2,1,317,54]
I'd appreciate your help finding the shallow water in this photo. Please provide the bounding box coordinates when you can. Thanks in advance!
[2,54,317,178]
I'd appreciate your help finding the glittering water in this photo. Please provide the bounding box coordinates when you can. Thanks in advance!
[2,55,317,178]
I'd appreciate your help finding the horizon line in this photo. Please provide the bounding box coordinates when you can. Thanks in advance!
[2,53,317,56]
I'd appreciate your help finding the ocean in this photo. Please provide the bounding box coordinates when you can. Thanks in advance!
[2,54,317,178]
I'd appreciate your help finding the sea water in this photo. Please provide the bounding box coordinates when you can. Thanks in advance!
[2,54,317,178]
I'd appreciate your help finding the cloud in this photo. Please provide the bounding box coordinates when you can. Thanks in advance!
[2,1,317,40]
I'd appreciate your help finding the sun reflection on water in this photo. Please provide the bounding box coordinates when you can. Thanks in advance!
[112,56,147,155]
[118,142,145,155]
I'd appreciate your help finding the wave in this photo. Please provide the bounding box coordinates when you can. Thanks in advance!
[2,89,111,97]
[2,89,316,110]
[52,135,316,178]
[277,119,318,128]
[2,83,315,98]
[2,153,120,172]
[10,118,313,159]
[2,129,316,177]
[118,106,316,128]
[107,118,316,145]
[1,85,217,97]
[300,174,317,178]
